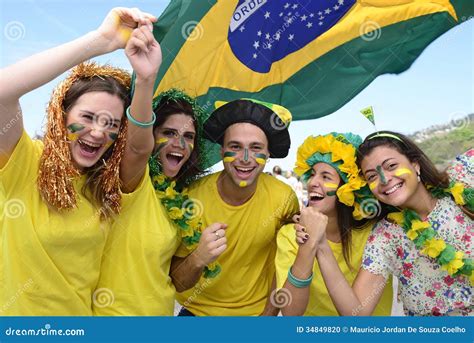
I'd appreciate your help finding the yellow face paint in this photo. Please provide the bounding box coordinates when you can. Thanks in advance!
[156,138,169,145]
[323,182,338,189]
[223,151,237,163]
[239,181,247,188]
[254,153,268,165]
[369,180,378,190]
[394,168,412,177]
[67,133,79,142]
[189,143,194,150]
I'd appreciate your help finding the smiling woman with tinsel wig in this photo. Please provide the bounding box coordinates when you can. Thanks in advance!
[0,7,160,315]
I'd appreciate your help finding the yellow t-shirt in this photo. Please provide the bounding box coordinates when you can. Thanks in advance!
[93,166,180,316]
[176,172,300,316]
[0,131,109,315]
[276,223,393,316]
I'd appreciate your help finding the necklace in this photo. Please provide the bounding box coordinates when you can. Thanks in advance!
[149,156,220,278]
[387,181,473,285]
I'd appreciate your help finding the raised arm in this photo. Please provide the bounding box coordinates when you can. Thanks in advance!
[120,24,161,192]
[280,211,326,316]
[0,7,155,168]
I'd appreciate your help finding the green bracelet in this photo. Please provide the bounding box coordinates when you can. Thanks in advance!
[126,106,156,128]
[287,267,313,288]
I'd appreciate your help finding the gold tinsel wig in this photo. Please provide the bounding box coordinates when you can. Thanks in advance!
[37,61,131,218]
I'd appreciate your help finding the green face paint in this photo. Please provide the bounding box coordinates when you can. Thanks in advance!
[376,165,387,185]
[108,132,118,141]
[154,137,169,154]
[67,123,85,133]
[326,191,337,196]
[179,136,186,149]
[67,123,85,141]
[243,148,249,162]
[254,153,267,165]
[223,151,237,163]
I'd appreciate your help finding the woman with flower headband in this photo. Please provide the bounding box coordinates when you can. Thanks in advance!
[94,26,226,315]
[304,131,473,316]
[0,8,157,315]
[275,132,393,316]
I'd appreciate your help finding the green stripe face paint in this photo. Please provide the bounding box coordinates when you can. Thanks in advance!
[223,151,237,163]
[180,136,186,149]
[323,183,338,196]
[155,137,169,154]
[376,165,388,185]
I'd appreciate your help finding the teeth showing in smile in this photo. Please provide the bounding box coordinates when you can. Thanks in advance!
[169,152,184,158]
[78,139,101,148]
[309,192,324,200]
[384,182,403,195]
[236,167,254,172]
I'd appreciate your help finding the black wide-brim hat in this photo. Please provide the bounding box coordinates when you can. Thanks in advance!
[203,99,292,158]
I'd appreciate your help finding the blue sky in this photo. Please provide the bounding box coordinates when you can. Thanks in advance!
[1,0,472,171]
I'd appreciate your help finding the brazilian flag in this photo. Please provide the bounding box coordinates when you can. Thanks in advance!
[153,0,472,117]
[151,0,472,166]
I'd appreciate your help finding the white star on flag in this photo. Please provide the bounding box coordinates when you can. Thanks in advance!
[264,11,270,19]
[288,34,294,41]
[253,41,259,49]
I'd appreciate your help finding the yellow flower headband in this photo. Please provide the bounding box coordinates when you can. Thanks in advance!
[294,133,373,216]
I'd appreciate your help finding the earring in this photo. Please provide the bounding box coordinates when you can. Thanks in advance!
[416,171,421,182]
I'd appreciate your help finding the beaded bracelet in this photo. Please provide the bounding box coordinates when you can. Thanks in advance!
[126,106,156,128]
[287,267,313,288]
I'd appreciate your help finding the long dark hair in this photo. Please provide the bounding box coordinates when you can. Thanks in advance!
[152,98,205,187]
[335,179,368,270]
[356,130,452,220]
[63,76,130,216]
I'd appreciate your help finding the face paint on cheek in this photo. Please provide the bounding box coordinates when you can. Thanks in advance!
[394,167,412,177]
[155,137,169,154]
[179,136,186,149]
[243,148,249,162]
[223,151,236,163]
[66,123,85,141]
[369,180,378,191]
[239,181,247,188]
[254,153,268,165]
[376,165,387,185]
[323,183,338,196]
[189,143,194,151]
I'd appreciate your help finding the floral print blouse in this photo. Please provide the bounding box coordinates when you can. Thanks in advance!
[362,150,473,316]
